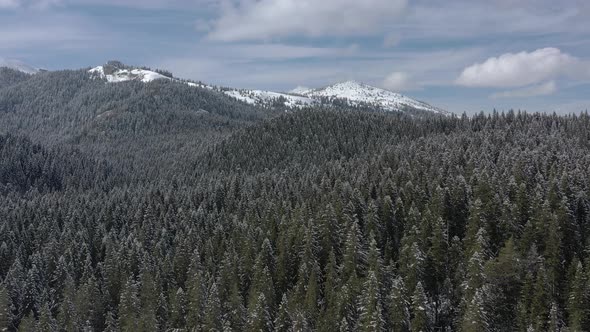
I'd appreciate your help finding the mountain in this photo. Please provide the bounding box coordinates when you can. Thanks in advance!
[223,88,316,109]
[86,62,450,115]
[88,62,314,109]
[289,86,312,95]
[89,61,175,83]
[0,58,40,74]
[301,80,450,116]
[0,65,273,178]
[218,81,451,115]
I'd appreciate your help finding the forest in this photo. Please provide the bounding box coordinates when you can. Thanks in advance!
[1,67,590,331]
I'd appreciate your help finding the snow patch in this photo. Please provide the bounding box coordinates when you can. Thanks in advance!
[289,86,312,95]
[302,80,451,116]
[88,64,449,115]
[223,89,316,108]
[89,66,170,83]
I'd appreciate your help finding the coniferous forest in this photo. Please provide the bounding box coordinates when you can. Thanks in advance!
[1,67,590,332]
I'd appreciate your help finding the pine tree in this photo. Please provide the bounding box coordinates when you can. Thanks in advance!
[367,233,383,280]
[247,293,273,332]
[138,269,159,331]
[341,218,365,282]
[530,265,550,331]
[204,282,223,331]
[356,270,383,332]
[186,269,205,329]
[118,277,140,332]
[274,294,291,332]
[482,237,520,329]
[461,287,488,332]
[410,282,430,332]
[426,216,447,293]
[0,284,10,332]
[548,302,562,332]
[398,235,424,295]
[104,311,119,332]
[543,214,562,297]
[170,287,187,329]
[388,276,410,332]
[18,313,36,332]
[57,275,78,331]
[37,303,57,332]
[516,272,534,332]
[567,261,588,331]
[319,250,341,332]
[462,251,485,304]
[303,267,319,325]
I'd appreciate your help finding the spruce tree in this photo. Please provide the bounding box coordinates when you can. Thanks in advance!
[358,271,384,332]
[410,282,430,332]
[567,261,588,330]
[461,287,488,332]
[118,277,139,332]
[0,284,10,332]
[388,276,410,332]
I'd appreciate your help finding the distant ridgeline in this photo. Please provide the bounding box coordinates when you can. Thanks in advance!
[1,62,590,331]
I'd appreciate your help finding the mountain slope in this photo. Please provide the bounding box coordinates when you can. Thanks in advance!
[86,62,449,115]
[302,80,450,115]
[0,67,274,178]
[88,62,315,109]
[0,58,40,74]
[220,81,451,115]
[0,67,33,89]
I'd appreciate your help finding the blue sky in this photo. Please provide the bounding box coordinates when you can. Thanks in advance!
[1,0,589,114]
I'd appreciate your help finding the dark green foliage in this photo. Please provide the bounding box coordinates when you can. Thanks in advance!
[1,71,589,332]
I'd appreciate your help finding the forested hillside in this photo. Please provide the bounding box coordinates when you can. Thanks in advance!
[0,67,276,180]
[1,81,590,332]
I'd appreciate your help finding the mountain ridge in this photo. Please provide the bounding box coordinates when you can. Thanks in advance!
[84,61,450,116]
[0,58,40,74]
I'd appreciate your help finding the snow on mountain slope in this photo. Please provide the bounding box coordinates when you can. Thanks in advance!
[289,86,312,95]
[224,89,316,108]
[88,63,449,115]
[89,65,171,83]
[88,63,314,108]
[0,58,40,74]
[302,81,450,115]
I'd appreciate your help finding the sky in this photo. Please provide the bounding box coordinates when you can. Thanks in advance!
[1,0,590,114]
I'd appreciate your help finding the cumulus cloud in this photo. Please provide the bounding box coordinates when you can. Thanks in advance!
[382,72,417,91]
[456,48,582,88]
[491,81,557,99]
[208,0,407,41]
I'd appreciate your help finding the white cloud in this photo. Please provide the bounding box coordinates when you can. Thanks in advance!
[0,0,63,9]
[456,48,584,88]
[382,72,417,91]
[0,0,19,8]
[208,0,407,41]
[491,81,557,98]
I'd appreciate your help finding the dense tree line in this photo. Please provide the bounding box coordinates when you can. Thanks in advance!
[0,68,31,90]
[1,67,590,331]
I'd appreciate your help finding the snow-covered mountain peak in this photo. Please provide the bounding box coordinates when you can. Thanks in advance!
[0,58,40,74]
[302,80,451,116]
[87,62,450,116]
[289,86,312,95]
[89,61,172,83]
